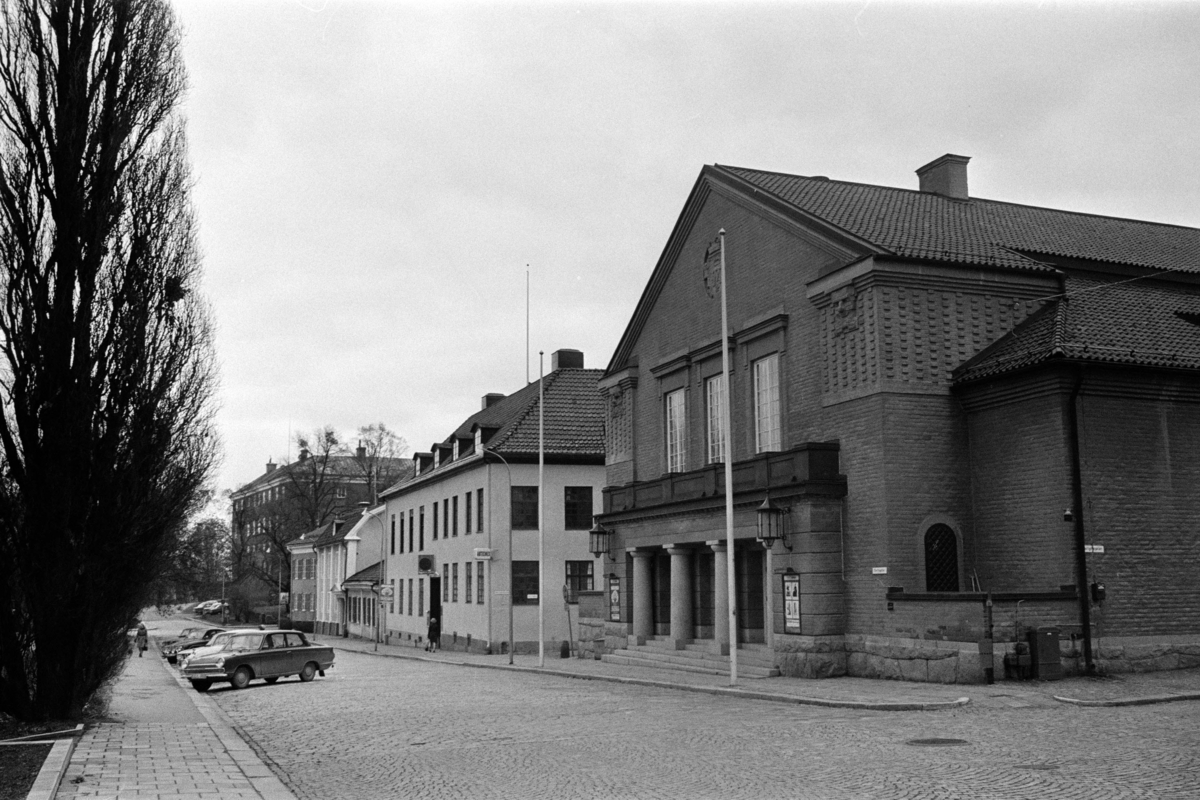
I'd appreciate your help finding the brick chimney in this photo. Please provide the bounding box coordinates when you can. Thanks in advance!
[551,349,584,370]
[481,393,506,409]
[916,154,970,199]
[265,460,277,474]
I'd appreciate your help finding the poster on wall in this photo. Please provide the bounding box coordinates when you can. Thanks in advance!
[783,573,800,632]
[608,576,621,622]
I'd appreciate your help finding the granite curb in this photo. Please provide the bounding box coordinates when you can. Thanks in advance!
[1052,690,1200,707]
[332,642,971,711]
[23,733,78,800]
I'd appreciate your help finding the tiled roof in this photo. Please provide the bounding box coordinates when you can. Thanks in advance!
[483,368,606,456]
[953,277,1200,383]
[380,368,605,497]
[344,560,381,584]
[718,166,1200,274]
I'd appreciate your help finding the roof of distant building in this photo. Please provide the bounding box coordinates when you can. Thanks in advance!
[232,454,411,498]
[343,560,382,585]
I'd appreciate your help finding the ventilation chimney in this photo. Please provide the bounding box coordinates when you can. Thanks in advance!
[356,442,366,460]
[916,154,970,200]
[551,349,584,370]
[265,460,277,474]
[298,448,309,462]
[482,393,506,409]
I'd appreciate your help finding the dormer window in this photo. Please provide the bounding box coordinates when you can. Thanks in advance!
[452,439,460,460]
[475,428,482,448]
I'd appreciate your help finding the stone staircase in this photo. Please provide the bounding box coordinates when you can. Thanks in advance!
[602,636,781,679]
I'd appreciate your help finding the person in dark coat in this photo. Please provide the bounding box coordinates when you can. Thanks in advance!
[134,623,148,657]
[425,615,440,652]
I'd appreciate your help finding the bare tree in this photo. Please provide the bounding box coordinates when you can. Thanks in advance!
[0,0,217,720]
[357,422,409,501]
[290,426,350,533]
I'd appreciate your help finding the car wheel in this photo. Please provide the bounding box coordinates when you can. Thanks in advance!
[190,680,211,693]
[264,677,279,684]
[231,666,253,690]
[299,662,317,682]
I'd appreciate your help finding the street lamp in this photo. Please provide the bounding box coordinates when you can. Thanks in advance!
[482,447,515,665]
[358,502,388,652]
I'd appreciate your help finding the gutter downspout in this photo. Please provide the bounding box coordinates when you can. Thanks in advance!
[1066,364,1095,675]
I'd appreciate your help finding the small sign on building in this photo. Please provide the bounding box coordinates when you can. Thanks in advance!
[608,576,621,622]
[783,573,800,633]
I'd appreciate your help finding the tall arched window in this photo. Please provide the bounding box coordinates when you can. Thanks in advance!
[924,524,959,592]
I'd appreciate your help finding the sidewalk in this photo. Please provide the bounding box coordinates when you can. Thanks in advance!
[324,632,1200,711]
[51,634,296,800]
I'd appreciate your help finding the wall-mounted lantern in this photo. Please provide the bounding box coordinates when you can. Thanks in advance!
[756,492,792,550]
[589,520,612,559]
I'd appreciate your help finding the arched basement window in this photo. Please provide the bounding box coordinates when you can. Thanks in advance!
[924,524,959,592]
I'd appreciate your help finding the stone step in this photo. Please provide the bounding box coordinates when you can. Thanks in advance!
[611,647,781,676]
[635,639,778,668]
[602,652,779,679]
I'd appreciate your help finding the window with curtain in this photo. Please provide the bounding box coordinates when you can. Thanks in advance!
[753,354,781,453]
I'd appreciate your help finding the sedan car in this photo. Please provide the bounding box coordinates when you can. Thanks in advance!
[181,630,335,692]
[162,627,226,664]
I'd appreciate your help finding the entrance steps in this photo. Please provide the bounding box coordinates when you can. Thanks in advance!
[602,637,780,679]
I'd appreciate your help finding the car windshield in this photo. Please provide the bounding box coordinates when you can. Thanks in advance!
[226,633,264,651]
[179,628,199,638]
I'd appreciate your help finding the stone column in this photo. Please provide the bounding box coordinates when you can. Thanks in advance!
[667,546,692,650]
[709,540,730,656]
[630,549,654,646]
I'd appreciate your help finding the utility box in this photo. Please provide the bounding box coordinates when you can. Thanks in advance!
[1028,627,1062,681]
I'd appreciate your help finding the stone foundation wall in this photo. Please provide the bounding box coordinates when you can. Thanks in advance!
[844,634,986,683]
[774,635,847,678]
[1094,636,1200,674]
[577,615,627,660]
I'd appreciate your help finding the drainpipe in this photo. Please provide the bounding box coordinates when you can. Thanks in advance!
[1066,364,1095,674]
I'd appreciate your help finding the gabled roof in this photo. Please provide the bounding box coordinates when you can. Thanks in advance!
[953,277,1200,384]
[344,560,381,585]
[379,368,605,498]
[607,161,1200,375]
[307,509,367,549]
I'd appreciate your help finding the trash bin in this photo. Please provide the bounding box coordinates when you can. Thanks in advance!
[1028,627,1062,681]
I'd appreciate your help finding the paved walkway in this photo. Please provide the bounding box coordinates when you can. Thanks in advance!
[326,631,1200,710]
[55,631,296,800]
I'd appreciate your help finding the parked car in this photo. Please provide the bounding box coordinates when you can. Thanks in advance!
[192,601,219,615]
[181,630,335,693]
[162,627,226,664]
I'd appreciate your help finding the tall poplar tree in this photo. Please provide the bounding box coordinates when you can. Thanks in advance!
[0,0,217,720]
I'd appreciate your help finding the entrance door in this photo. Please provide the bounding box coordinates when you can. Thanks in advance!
[735,549,765,644]
[429,577,442,624]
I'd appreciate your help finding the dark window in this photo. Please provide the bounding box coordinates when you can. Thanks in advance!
[419,507,425,551]
[476,561,484,604]
[433,502,438,540]
[408,578,414,616]
[444,499,450,538]
[465,562,472,603]
[452,496,458,537]
[408,510,414,552]
[390,515,396,555]
[452,562,459,602]
[477,489,484,532]
[443,563,449,602]
[565,560,594,601]
[511,486,538,529]
[512,561,539,604]
[925,524,960,592]
[399,514,405,554]
[464,491,472,535]
[564,487,593,530]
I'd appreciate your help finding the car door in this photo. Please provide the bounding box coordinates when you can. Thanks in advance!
[258,633,287,677]
[276,633,306,676]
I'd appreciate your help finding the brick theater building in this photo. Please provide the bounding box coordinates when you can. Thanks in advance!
[588,154,1200,682]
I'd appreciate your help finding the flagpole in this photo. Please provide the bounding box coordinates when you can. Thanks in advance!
[719,229,738,686]
[538,350,545,668]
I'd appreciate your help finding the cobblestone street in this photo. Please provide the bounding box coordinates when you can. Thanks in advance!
[208,649,1200,800]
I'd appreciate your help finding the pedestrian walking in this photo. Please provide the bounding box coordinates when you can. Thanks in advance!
[134,622,148,657]
[426,614,440,652]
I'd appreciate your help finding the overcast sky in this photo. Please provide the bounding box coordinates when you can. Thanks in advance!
[173,0,1200,502]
